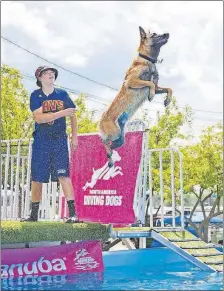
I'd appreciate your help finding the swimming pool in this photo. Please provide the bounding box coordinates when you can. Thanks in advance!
[1,248,223,290]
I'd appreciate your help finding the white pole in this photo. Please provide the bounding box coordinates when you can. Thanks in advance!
[46,181,51,219]
[51,182,57,219]
[159,150,164,227]
[13,140,21,219]
[148,150,153,227]
[21,157,25,218]
[133,165,141,220]
[25,139,32,217]
[179,150,184,229]
[137,156,143,222]
[58,185,63,219]
[3,141,10,219]
[173,147,185,230]
[141,131,149,224]
[41,183,47,219]
[170,149,176,227]
[9,156,14,219]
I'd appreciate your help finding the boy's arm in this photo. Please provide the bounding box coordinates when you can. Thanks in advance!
[33,107,75,124]
[70,111,78,151]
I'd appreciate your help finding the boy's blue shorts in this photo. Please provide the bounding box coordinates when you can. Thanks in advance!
[31,132,69,183]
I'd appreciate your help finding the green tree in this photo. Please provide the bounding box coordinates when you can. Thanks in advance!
[148,99,192,149]
[182,123,223,242]
[66,93,98,134]
[1,64,33,140]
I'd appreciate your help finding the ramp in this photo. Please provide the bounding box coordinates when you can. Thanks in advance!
[110,226,222,272]
[151,230,223,272]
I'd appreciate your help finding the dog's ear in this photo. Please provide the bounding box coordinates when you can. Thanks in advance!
[139,26,146,39]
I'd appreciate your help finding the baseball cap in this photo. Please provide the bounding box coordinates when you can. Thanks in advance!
[35,66,58,87]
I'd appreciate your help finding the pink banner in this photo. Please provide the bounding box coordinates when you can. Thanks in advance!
[1,241,104,278]
[68,132,143,224]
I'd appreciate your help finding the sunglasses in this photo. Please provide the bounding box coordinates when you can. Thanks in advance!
[41,70,56,76]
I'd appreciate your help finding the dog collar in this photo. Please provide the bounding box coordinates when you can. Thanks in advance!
[138,53,157,64]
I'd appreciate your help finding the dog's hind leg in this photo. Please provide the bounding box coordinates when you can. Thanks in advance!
[102,140,113,167]
[99,116,121,141]
[100,117,121,167]
[108,112,129,167]
[100,112,128,167]
[110,112,128,149]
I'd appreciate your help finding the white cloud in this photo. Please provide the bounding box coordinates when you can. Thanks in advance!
[1,1,113,64]
[2,2,70,51]
[64,53,87,67]
[1,0,223,132]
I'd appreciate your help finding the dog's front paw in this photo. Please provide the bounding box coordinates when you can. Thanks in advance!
[148,89,155,102]
[164,89,172,107]
[164,95,171,107]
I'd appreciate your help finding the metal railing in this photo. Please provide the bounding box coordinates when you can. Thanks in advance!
[147,147,184,229]
[1,138,59,220]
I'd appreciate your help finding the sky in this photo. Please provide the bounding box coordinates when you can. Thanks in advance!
[1,1,223,140]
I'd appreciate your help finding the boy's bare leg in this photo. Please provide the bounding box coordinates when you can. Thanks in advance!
[31,181,43,202]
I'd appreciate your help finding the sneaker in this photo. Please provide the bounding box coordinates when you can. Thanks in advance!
[65,216,81,223]
[20,216,38,222]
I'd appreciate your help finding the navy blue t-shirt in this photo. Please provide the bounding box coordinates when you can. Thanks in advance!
[30,88,76,135]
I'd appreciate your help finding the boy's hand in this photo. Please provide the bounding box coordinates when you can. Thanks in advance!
[71,136,78,151]
[64,108,76,117]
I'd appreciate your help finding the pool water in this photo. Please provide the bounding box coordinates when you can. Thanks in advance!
[1,248,223,290]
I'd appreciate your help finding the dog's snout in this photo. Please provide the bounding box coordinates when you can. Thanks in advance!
[163,33,169,38]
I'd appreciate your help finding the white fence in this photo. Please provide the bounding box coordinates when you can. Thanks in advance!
[1,121,184,228]
[1,138,59,220]
[148,147,184,229]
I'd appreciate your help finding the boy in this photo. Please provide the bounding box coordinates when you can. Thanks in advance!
[21,65,79,223]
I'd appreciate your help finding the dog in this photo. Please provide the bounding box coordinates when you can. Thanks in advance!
[99,26,172,167]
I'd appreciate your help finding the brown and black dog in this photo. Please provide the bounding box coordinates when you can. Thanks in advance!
[99,26,172,167]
